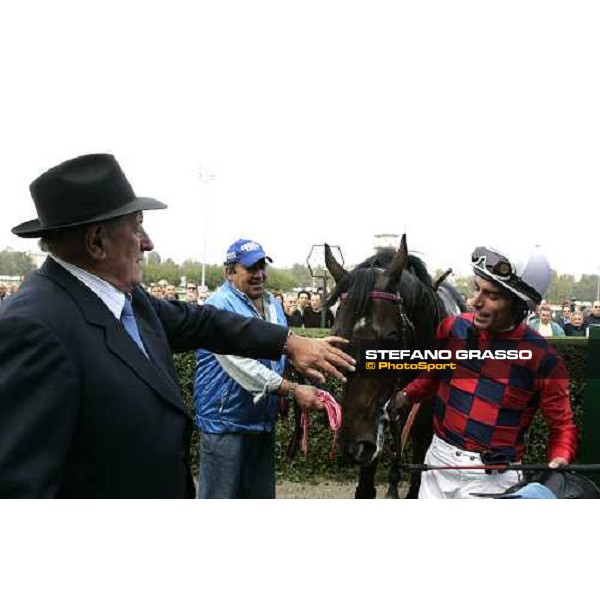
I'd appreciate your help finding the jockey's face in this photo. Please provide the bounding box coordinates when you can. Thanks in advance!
[471,276,517,333]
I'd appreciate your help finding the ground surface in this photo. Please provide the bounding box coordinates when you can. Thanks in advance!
[276,480,407,499]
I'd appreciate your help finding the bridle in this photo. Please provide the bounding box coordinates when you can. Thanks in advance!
[338,282,417,458]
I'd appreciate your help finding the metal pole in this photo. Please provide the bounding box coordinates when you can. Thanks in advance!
[320,274,328,328]
[201,215,207,289]
[198,167,215,291]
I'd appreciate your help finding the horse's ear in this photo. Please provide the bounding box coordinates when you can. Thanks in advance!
[386,233,408,290]
[324,243,348,283]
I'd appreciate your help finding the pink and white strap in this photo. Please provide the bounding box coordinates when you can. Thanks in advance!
[300,389,342,457]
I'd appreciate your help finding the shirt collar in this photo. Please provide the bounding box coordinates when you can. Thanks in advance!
[223,280,274,316]
[50,254,126,320]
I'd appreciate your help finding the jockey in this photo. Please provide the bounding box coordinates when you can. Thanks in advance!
[389,245,578,499]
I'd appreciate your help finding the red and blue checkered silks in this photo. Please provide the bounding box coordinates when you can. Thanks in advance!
[404,313,577,462]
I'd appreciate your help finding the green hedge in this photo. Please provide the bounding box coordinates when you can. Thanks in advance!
[174,331,589,483]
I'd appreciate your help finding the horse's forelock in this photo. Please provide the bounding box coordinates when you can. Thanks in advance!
[329,268,376,338]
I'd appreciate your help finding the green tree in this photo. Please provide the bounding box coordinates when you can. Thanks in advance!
[266,267,297,293]
[0,248,35,276]
[289,263,313,288]
[573,274,599,303]
[204,265,225,289]
[143,258,180,285]
[546,271,575,304]
[146,251,162,265]
[451,274,474,297]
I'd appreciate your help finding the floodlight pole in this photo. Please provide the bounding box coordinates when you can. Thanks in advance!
[198,167,215,291]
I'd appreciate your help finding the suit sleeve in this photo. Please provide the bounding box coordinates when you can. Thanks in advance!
[0,316,79,498]
[145,294,288,358]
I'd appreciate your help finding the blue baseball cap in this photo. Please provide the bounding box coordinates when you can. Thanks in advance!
[225,239,273,267]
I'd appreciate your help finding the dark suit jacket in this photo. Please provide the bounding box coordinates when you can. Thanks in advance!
[0,258,287,498]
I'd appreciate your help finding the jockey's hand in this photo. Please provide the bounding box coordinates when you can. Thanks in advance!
[548,456,569,469]
[284,332,355,384]
[294,385,325,411]
[387,390,408,424]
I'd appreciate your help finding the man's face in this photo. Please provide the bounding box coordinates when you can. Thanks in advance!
[563,307,571,319]
[571,313,583,327]
[186,284,198,300]
[310,293,322,311]
[165,285,177,299]
[228,259,267,299]
[297,293,309,308]
[540,308,552,325]
[592,302,600,317]
[0,284,6,298]
[283,296,297,313]
[103,212,153,293]
[150,285,163,298]
[471,276,517,333]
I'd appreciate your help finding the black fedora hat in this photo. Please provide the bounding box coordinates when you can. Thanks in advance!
[12,153,167,238]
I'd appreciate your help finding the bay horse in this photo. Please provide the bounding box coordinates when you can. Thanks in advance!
[324,235,464,498]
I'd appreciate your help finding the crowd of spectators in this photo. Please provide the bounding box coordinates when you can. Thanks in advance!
[281,289,335,328]
[3,270,337,327]
[146,278,212,305]
[0,282,20,302]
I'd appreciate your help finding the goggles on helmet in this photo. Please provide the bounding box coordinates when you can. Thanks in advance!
[471,247,515,280]
[471,246,542,306]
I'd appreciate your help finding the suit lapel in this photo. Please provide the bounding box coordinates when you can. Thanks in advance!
[40,258,189,416]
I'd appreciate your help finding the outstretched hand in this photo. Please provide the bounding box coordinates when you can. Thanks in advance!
[284,333,355,384]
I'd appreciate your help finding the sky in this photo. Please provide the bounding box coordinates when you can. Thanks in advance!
[2,2,599,280]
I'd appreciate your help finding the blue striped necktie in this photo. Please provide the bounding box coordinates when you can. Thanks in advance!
[121,296,148,357]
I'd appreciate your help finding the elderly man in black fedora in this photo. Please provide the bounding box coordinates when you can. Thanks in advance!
[0,153,354,498]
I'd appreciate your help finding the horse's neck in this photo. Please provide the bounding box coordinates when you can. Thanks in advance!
[400,274,441,345]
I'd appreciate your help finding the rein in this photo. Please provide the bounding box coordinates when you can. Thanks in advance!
[298,389,342,458]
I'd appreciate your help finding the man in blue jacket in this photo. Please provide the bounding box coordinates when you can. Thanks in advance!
[195,239,323,498]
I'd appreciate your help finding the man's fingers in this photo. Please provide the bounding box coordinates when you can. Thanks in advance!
[302,368,325,384]
[323,349,355,372]
[322,336,350,346]
[322,337,356,367]
[316,360,347,383]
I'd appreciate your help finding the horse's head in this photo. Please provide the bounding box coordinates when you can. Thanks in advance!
[325,235,414,467]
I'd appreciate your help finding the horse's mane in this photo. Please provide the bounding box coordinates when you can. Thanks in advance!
[354,248,396,270]
[406,255,434,289]
[352,249,434,288]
